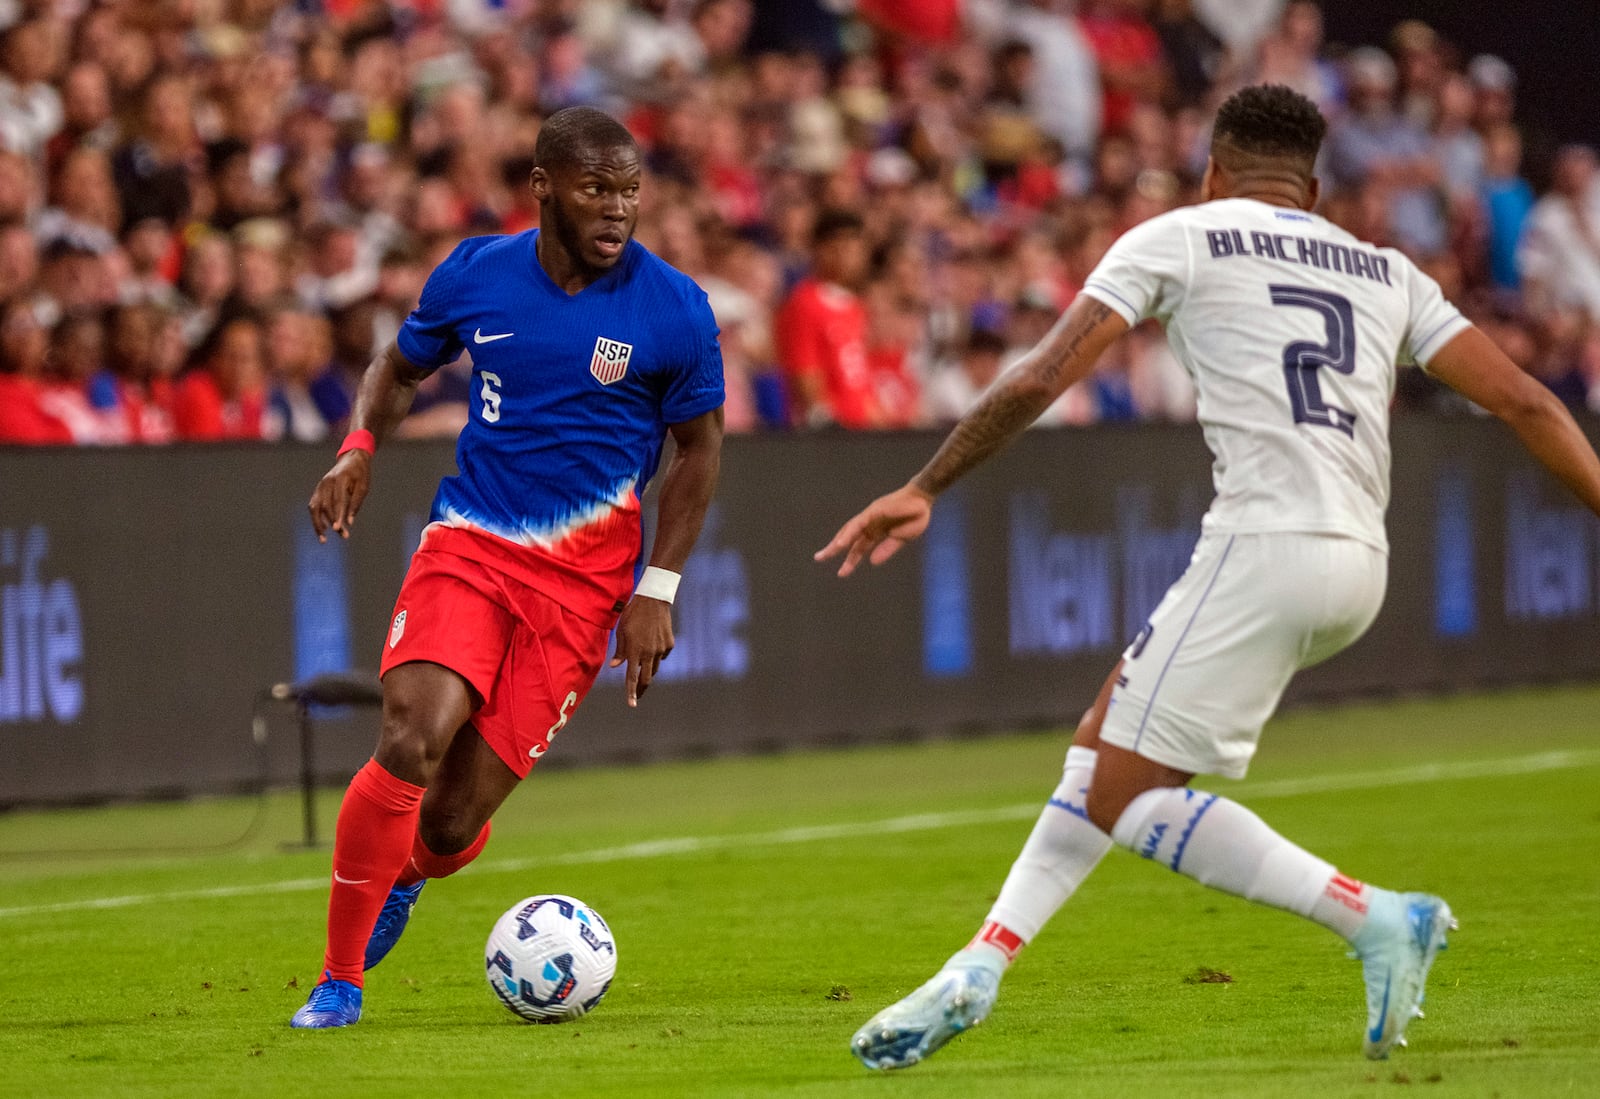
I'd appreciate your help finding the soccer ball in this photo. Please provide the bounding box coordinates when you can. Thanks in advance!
[485,894,617,1023]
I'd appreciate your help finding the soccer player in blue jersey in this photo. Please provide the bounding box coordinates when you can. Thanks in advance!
[291,106,725,1029]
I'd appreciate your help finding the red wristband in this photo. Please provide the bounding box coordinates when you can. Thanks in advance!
[337,429,376,457]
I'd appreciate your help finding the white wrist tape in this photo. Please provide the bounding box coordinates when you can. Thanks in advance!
[635,566,681,604]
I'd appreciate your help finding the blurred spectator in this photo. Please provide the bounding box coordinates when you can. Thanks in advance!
[37,147,120,255]
[927,327,1007,423]
[264,304,334,444]
[296,220,379,312]
[1390,20,1446,128]
[1250,0,1337,115]
[37,237,115,318]
[1432,73,1483,203]
[1324,47,1446,256]
[1002,0,1102,168]
[1467,54,1517,133]
[0,297,72,444]
[313,298,385,429]
[0,147,37,222]
[111,73,196,229]
[234,219,292,310]
[176,233,236,347]
[0,221,36,300]
[99,302,177,445]
[46,62,118,166]
[119,218,181,307]
[775,209,877,428]
[605,0,705,98]
[1152,0,1226,111]
[1191,0,1284,59]
[0,18,63,160]
[863,276,926,428]
[173,316,272,441]
[1078,0,1168,138]
[1519,145,1600,325]
[39,311,110,444]
[1480,124,1534,292]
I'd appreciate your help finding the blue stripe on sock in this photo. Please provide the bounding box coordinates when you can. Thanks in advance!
[1046,796,1090,821]
[1169,793,1219,872]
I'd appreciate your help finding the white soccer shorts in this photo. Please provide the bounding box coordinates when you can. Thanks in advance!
[1098,531,1387,779]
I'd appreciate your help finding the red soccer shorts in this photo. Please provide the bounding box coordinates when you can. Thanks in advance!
[379,544,610,779]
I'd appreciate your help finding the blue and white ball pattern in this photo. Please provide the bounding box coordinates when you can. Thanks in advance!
[485,894,617,1023]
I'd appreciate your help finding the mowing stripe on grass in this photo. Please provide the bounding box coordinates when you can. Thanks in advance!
[3,747,1597,921]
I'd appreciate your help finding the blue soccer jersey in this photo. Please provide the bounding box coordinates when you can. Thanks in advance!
[395,231,725,624]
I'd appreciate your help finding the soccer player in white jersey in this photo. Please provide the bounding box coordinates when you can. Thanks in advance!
[817,84,1600,1070]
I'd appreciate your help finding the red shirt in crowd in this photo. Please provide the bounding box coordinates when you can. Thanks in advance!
[0,375,74,444]
[776,278,879,428]
[173,371,270,441]
[1079,8,1165,136]
[99,376,177,444]
[867,344,922,429]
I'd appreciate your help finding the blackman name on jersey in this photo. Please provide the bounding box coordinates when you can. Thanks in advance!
[1205,227,1394,287]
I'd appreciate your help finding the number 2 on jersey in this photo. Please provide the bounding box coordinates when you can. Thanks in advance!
[479,370,503,423]
[1268,284,1357,437]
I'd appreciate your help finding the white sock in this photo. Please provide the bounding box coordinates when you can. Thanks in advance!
[1110,787,1375,942]
[958,746,1113,969]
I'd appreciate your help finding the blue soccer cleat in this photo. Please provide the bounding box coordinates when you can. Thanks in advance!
[290,972,363,1029]
[1352,890,1456,1060]
[851,954,1002,1070]
[364,880,425,970]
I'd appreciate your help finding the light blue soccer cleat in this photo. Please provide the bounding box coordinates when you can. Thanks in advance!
[1352,890,1456,1059]
[850,956,1002,1070]
[364,881,425,970]
[290,972,363,1029]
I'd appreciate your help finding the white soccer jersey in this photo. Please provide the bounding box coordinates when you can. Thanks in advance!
[1081,197,1469,552]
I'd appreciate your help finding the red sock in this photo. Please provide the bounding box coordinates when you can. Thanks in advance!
[396,821,492,887]
[321,759,425,985]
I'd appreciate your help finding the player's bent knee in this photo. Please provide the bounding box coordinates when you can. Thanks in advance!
[1084,786,1131,834]
[417,807,483,857]
[373,708,457,785]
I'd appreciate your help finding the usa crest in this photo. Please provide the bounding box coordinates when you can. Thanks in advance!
[589,337,633,385]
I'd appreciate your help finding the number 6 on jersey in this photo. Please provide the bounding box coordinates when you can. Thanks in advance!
[479,370,504,423]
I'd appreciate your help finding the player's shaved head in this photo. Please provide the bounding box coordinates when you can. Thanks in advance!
[534,106,638,170]
[1210,84,1327,187]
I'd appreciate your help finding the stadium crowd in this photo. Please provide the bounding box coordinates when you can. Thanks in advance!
[1,0,1597,445]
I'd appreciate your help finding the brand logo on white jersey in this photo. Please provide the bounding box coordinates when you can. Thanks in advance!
[590,337,633,385]
[389,609,407,649]
[474,328,514,344]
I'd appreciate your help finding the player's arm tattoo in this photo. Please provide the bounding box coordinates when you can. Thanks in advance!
[911,297,1125,497]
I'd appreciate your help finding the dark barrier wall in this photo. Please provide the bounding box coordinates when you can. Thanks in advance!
[4,417,1600,805]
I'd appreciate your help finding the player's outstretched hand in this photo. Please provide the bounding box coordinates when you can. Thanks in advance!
[612,595,674,708]
[814,484,934,577]
[308,450,372,543]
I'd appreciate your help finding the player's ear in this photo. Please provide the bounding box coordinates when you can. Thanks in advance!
[1200,157,1220,202]
[1302,175,1321,211]
[529,166,551,202]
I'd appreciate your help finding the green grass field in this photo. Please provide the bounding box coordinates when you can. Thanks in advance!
[3,686,1599,1098]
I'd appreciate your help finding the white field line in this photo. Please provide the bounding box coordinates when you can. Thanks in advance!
[2,747,1597,921]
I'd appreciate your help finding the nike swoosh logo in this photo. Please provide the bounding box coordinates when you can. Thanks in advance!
[474,328,513,344]
[333,872,372,885]
[1369,979,1395,1043]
